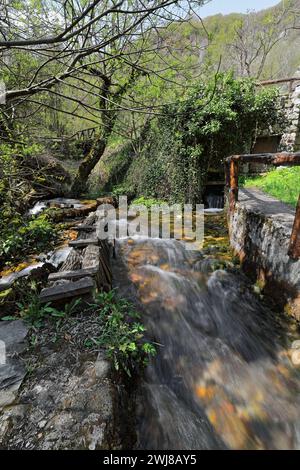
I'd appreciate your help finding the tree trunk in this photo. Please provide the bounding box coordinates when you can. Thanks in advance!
[70,136,107,196]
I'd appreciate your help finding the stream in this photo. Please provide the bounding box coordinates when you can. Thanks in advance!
[0,198,89,291]
[112,211,300,450]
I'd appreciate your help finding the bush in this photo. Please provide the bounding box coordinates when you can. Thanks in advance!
[130,196,167,209]
[85,290,156,375]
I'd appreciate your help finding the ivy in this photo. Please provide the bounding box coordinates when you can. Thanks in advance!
[120,73,284,204]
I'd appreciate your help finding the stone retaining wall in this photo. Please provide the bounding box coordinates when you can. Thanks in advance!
[280,80,300,152]
[229,188,300,320]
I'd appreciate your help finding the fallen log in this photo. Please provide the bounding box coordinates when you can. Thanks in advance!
[72,224,95,232]
[51,202,98,222]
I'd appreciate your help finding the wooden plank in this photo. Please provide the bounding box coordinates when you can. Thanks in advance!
[82,245,102,289]
[60,248,82,272]
[82,241,112,288]
[99,239,110,258]
[226,153,300,165]
[69,238,98,248]
[257,77,300,86]
[229,159,239,211]
[82,245,100,269]
[288,195,300,260]
[72,224,96,232]
[40,277,94,303]
[48,267,99,282]
[99,251,112,286]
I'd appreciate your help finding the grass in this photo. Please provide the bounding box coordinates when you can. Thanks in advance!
[244,167,300,208]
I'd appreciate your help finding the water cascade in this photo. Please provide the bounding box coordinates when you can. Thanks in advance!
[112,213,300,450]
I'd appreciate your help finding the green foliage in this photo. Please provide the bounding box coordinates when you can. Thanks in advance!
[0,212,58,268]
[119,74,283,204]
[130,196,167,209]
[6,284,156,374]
[244,167,300,207]
[85,290,156,375]
[17,298,66,328]
[0,142,62,267]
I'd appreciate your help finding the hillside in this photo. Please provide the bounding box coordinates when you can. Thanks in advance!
[177,0,300,79]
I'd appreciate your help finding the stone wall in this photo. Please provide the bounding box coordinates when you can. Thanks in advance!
[229,188,300,320]
[279,80,300,152]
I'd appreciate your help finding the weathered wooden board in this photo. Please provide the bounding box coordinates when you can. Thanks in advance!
[85,212,97,225]
[72,224,96,232]
[59,248,82,272]
[81,245,102,289]
[99,239,110,258]
[40,277,94,303]
[48,267,99,282]
[82,245,100,269]
[69,238,98,248]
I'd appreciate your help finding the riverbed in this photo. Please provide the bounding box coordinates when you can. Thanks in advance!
[112,212,300,450]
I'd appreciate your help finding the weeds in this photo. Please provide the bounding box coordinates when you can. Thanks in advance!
[2,283,156,375]
[85,290,156,375]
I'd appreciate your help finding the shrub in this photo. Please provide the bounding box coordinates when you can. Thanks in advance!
[118,74,284,204]
[85,290,156,375]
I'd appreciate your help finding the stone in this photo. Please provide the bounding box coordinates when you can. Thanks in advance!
[0,321,28,409]
[0,320,28,355]
[0,348,116,449]
[229,188,300,319]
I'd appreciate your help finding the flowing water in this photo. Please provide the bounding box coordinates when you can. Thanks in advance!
[0,197,91,290]
[112,212,300,450]
[28,198,86,216]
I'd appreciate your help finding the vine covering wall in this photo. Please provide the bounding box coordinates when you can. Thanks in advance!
[101,75,284,203]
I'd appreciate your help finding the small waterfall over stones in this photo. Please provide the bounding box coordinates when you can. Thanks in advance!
[112,215,300,450]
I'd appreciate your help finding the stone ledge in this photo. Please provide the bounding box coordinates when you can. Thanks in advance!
[229,188,300,319]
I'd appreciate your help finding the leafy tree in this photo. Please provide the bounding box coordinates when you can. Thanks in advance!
[0,0,206,193]
[119,74,284,204]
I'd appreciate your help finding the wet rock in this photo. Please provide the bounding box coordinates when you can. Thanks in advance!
[0,320,28,355]
[0,320,28,410]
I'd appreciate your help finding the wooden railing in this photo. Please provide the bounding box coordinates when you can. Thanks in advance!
[225,152,300,260]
